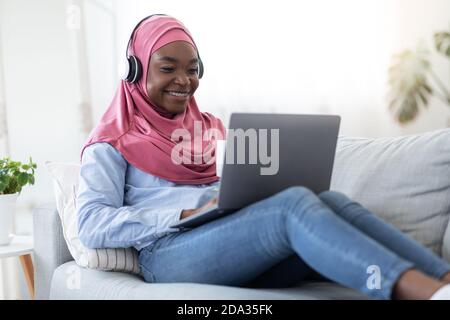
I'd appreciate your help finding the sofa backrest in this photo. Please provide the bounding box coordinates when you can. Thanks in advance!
[330,129,450,257]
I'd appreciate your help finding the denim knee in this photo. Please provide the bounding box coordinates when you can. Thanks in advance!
[276,186,315,201]
[318,190,354,212]
[267,186,317,212]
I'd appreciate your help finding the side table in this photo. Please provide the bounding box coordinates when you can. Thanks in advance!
[0,235,34,299]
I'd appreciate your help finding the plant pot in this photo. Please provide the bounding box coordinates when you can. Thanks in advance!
[0,193,18,246]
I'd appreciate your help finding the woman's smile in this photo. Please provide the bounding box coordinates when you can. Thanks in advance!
[165,90,190,100]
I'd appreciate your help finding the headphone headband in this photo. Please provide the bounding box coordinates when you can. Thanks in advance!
[125,14,167,58]
[123,14,204,83]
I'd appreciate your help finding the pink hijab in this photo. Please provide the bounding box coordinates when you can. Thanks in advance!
[81,15,225,185]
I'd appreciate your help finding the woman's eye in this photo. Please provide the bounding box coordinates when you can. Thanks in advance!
[160,67,174,72]
[188,68,199,75]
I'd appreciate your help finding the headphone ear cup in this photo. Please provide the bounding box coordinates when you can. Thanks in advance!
[122,57,132,82]
[132,56,142,83]
[124,55,142,83]
[198,58,204,79]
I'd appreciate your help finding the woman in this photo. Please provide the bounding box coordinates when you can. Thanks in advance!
[76,14,450,300]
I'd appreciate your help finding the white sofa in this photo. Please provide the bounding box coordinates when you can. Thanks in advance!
[34,129,450,299]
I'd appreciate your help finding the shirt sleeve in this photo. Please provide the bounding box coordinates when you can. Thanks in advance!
[76,142,182,249]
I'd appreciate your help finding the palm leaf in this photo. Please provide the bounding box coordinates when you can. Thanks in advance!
[388,48,433,124]
[434,31,450,58]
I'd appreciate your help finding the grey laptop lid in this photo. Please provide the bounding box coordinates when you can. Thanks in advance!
[170,112,341,229]
[217,113,341,210]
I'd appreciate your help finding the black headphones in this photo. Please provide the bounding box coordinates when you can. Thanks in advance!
[123,14,204,83]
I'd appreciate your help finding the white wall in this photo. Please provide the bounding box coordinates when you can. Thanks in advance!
[114,0,450,138]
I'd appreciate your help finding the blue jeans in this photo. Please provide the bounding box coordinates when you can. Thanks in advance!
[138,187,450,299]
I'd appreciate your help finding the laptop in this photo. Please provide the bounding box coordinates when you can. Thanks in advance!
[170,112,341,229]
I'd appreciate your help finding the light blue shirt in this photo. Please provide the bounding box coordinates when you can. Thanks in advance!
[76,142,219,250]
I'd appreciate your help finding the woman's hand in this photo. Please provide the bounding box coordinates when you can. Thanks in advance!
[180,198,218,220]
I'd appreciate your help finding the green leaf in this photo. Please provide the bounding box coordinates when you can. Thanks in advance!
[0,156,36,193]
[17,172,28,186]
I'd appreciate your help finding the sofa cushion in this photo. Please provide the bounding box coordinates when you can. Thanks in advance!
[50,261,370,300]
[45,161,140,274]
[330,129,450,257]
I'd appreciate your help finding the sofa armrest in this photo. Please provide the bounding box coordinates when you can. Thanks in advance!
[33,203,73,300]
[443,222,450,263]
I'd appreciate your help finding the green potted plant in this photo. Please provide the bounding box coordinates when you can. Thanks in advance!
[388,30,450,124]
[0,157,36,245]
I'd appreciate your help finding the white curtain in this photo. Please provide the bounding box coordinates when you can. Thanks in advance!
[0,3,10,156]
[0,3,21,299]
[67,0,94,137]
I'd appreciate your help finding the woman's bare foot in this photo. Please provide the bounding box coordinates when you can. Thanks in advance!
[430,284,450,299]
[393,269,446,299]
